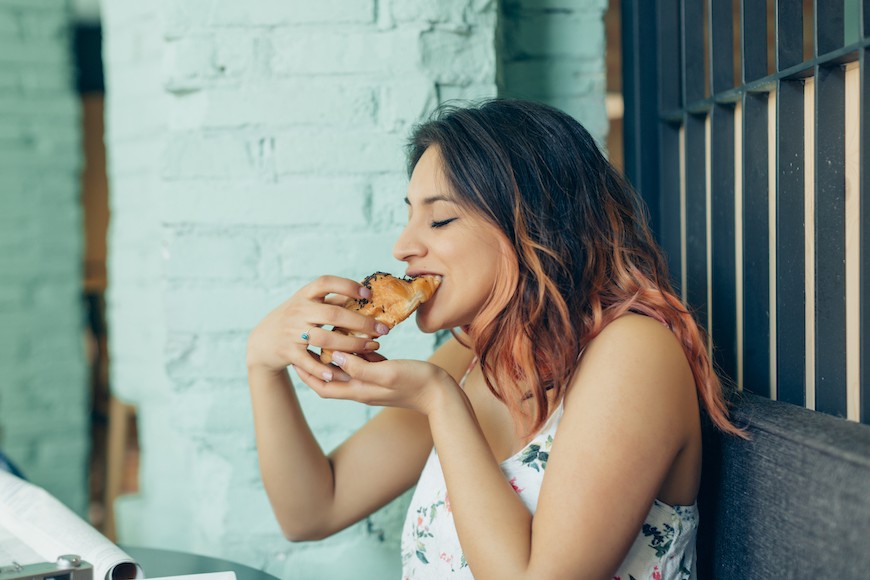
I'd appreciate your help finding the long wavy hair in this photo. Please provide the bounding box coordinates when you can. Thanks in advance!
[407,98,743,439]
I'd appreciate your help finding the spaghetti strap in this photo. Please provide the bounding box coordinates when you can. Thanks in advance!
[458,356,478,389]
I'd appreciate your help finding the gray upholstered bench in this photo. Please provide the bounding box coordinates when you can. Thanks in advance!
[697,392,870,578]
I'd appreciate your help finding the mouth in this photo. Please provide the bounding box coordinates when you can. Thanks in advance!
[407,272,442,309]
[406,271,442,281]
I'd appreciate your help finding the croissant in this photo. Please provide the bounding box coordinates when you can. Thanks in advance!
[320,272,441,364]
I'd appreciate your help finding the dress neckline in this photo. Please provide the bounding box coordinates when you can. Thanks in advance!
[497,399,565,467]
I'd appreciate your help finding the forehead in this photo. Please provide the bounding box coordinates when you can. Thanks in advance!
[407,146,454,204]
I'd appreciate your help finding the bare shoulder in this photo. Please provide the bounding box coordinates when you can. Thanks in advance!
[529,319,702,575]
[586,312,687,360]
[566,313,697,438]
[576,313,692,381]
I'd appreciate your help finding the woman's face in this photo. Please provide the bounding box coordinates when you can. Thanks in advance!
[393,146,513,333]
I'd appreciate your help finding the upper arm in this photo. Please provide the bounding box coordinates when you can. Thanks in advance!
[320,336,474,538]
[527,314,699,578]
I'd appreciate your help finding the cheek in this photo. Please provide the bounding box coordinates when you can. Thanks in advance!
[414,302,442,333]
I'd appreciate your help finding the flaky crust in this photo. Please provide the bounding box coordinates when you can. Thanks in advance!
[319,272,441,364]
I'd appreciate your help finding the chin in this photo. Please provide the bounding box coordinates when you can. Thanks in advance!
[414,303,451,334]
[414,312,441,334]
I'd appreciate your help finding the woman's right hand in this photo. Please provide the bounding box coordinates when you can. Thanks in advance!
[246,275,390,381]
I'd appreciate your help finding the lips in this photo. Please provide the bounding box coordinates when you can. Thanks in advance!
[406,273,442,321]
[406,271,443,281]
[408,273,443,296]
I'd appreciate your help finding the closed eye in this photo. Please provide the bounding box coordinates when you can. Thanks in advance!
[431,218,458,228]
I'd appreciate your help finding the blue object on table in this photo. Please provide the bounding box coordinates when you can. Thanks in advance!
[0,451,26,479]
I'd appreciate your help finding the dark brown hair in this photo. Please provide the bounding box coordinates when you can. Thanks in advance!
[407,98,743,439]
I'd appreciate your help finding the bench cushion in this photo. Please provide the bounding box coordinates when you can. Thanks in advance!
[697,392,870,578]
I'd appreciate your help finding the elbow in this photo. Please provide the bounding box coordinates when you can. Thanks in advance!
[280,526,323,543]
[278,518,333,543]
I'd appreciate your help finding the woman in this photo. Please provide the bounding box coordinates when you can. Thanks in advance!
[246,99,742,579]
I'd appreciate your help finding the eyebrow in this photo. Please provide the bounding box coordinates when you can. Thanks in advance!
[404,195,456,206]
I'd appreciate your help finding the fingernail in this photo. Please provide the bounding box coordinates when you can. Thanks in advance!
[365,341,379,351]
[322,371,333,382]
[332,352,347,366]
[359,286,371,298]
[375,323,389,335]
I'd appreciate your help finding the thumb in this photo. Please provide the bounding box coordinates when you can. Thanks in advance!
[359,351,388,363]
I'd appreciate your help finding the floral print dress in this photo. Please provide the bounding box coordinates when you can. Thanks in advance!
[399,363,698,579]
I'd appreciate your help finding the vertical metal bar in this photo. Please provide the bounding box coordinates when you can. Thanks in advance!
[622,0,641,187]
[864,0,870,39]
[683,0,706,104]
[861,48,870,424]
[709,0,735,94]
[814,65,848,417]
[776,0,804,70]
[685,113,709,325]
[710,104,738,383]
[776,79,806,406]
[659,0,682,112]
[742,91,771,398]
[742,0,769,82]
[622,0,662,243]
[815,0,845,55]
[622,0,643,195]
[658,0,683,286]
[660,123,683,288]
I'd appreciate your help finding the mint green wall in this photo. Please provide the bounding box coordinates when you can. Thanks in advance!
[101,1,496,577]
[100,0,605,577]
[0,0,88,515]
[499,0,608,145]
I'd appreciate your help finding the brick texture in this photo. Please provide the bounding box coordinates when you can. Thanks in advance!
[104,0,606,574]
[102,0,498,576]
[0,0,87,513]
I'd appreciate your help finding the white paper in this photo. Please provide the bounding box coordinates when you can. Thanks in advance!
[0,471,143,580]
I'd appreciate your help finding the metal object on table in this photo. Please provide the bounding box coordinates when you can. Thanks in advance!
[0,555,93,580]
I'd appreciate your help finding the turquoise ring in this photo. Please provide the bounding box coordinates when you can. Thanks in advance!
[301,327,314,342]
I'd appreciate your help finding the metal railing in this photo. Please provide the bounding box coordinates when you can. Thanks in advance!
[622,0,869,423]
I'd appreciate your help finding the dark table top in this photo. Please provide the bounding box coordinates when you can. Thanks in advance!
[121,546,279,580]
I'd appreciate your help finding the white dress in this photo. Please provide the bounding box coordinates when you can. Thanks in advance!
[399,365,698,579]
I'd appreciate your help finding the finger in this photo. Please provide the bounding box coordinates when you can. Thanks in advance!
[358,351,388,363]
[304,350,351,381]
[297,360,370,401]
[313,303,390,337]
[293,363,330,392]
[307,327,380,354]
[292,348,349,384]
[330,351,389,386]
[324,295,349,307]
[304,275,371,302]
[296,362,350,392]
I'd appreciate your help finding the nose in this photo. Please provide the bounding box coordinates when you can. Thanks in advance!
[392,222,426,262]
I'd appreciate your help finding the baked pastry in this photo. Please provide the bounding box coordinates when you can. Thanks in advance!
[320,272,441,364]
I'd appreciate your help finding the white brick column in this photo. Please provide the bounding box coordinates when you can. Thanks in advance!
[101,1,496,576]
[0,0,88,513]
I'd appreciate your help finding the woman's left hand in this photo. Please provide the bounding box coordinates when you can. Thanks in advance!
[294,351,455,415]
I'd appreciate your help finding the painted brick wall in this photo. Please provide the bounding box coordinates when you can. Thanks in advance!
[101,0,497,577]
[0,0,88,513]
[499,0,609,146]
